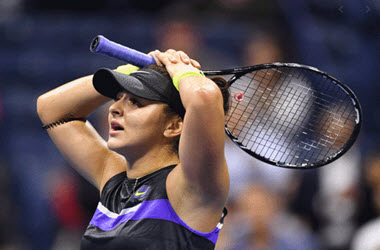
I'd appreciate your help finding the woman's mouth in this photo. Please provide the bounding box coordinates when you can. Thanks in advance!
[110,120,124,135]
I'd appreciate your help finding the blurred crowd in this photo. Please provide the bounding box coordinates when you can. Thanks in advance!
[0,0,379,249]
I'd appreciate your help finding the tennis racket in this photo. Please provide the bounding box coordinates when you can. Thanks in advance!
[90,35,362,169]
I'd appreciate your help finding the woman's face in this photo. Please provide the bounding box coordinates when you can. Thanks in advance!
[107,91,172,154]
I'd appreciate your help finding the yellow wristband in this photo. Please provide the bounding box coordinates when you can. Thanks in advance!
[172,71,205,91]
[114,64,139,75]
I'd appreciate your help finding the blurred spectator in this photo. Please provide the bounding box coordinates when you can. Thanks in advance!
[315,147,362,249]
[224,135,298,203]
[46,166,98,249]
[352,152,380,250]
[155,19,201,59]
[154,14,234,69]
[224,183,320,249]
[242,31,285,65]
[290,146,362,250]
[0,0,23,22]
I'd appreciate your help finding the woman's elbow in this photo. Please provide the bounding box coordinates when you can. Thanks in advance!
[36,94,51,122]
[193,85,223,107]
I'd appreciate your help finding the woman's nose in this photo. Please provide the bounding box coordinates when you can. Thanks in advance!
[109,102,123,116]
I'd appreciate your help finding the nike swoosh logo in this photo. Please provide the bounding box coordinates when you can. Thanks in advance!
[135,190,147,196]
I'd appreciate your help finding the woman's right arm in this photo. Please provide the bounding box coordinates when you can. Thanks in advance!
[37,75,127,193]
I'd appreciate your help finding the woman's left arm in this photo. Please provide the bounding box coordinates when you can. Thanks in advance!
[154,50,229,209]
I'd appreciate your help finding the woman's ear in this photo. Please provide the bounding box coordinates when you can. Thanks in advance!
[163,116,183,138]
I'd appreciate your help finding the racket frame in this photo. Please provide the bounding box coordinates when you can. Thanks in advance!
[205,63,362,169]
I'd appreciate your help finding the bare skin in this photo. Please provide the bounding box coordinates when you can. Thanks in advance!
[37,50,229,233]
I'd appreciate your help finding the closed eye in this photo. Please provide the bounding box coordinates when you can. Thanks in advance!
[128,98,141,107]
[113,92,145,107]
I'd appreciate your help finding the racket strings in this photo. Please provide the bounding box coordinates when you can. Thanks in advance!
[284,70,331,163]
[273,72,313,163]
[230,70,280,150]
[227,72,270,139]
[253,70,301,159]
[228,72,260,131]
[269,69,317,164]
[315,76,353,138]
[229,69,300,162]
[225,67,358,167]
[291,71,336,164]
[305,86,356,161]
[286,70,355,164]
[245,69,283,147]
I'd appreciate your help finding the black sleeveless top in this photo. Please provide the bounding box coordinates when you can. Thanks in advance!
[80,165,227,249]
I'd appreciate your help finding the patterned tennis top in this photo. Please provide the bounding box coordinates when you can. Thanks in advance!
[80,165,227,249]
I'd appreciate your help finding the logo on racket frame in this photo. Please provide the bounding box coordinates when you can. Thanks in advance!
[234,92,244,102]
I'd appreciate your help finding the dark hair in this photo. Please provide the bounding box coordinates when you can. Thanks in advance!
[144,64,171,81]
[208,75,230,115]
[143,64,230,155]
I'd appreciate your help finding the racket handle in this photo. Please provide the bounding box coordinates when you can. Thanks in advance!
[90,35,156,67]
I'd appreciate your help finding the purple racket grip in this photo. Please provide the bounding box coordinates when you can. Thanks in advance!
[90,35,156,68]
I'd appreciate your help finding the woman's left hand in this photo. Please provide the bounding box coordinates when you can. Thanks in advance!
[148,49,201,78]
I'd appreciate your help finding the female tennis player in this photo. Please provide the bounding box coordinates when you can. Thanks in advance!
[37,49,230,249]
